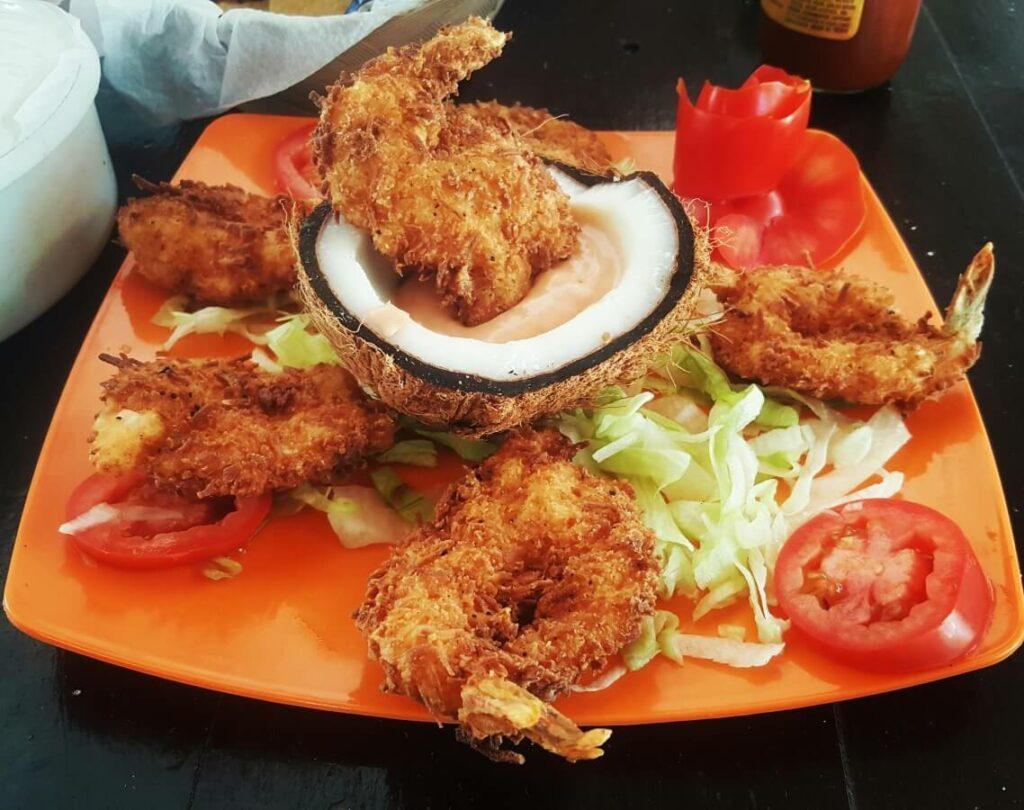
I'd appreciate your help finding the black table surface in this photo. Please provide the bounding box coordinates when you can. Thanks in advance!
[3,1,1023,807]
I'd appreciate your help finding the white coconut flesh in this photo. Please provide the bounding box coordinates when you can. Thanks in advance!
[310,168,688,385]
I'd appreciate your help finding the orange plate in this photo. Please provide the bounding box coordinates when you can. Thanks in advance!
[4,115,1022,725]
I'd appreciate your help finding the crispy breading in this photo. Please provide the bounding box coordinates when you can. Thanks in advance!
[118,178,297,305]
[90,355,395,498]
[708,245,994,408]
[456,101,613,173]
[313,18,580,326]
[355,428,658,762]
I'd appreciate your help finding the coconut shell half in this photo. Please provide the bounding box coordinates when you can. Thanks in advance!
[296,166,711,436]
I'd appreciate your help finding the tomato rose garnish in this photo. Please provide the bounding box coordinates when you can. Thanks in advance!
[775,499,994,672]
[273,123,320,200]
[675,65,811,201]
[674,65,866,270]
[61,473,271,570]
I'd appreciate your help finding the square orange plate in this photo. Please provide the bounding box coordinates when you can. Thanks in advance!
[5,115,1023,724]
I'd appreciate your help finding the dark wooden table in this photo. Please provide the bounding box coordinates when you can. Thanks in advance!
[3,1,1022,807]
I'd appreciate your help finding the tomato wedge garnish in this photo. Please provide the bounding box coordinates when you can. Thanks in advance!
[775,500,994,671]
[62,473,271,570]
[273,123,320,200]
[673,65,866,270]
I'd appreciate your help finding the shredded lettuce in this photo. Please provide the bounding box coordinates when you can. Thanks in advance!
[375,439,438,467]
[568,665,627,693]
[717,624,746,642]
[152,295,279,350]
[631,479,693,551]
[287,483,408,548]
[691,574,745,622]
[259,313,340,369]
[659,542,698,599]
[672,634,784,668]
[560,342,909,668]
[796,405,910,520]
[370,468,434,524]
[250,347,283,374]
[202,556,242,581]
[748,425,808,477]
[654,344,799,428]
[645,393,710,434]
[828,423,873,468]
[406,422,498,462]
[623,610,682,670]
[288,483,357,533]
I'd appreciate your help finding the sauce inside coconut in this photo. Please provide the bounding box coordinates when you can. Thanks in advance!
[363,215,623,343]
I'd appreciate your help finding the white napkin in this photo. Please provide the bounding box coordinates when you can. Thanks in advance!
[61,0,429,124]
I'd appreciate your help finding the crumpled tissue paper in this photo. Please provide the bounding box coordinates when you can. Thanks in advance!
[59,0,460,124]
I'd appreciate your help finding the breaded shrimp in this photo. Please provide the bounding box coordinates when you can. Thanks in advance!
[90,355,395,498]
[456,101,613,173]
[118,178,297,305]
[313,18,580,326]
[708,244,994,408]
[355,429,659,763]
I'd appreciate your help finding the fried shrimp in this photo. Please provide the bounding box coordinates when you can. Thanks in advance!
[313,18,580,326]
[90,355,395,498]
[456,101,613,173]
[709,244,995,408]
[118,178,297,305]
[355,429,659,763]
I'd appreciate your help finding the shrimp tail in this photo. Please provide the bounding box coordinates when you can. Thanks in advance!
[458,676,611,764]
[943,243,994,344]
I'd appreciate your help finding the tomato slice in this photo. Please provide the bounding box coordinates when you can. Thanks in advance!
[65,470,145,519]
[63,473,271,570]
[713,213,764,270]
[775,500,994,671]
[273,123,320,200]
[674,67,811,201]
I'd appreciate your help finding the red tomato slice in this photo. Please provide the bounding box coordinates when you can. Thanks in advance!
[713,213,764,270]
[758,130,866,266]
[63,473,271,570]
[709,130,866,269]
[273,123,320,200]
[674,67,811,201]
[775,499,994,672]
[65,470,145,519]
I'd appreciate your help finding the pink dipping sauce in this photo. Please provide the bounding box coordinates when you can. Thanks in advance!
[383,222,622,343]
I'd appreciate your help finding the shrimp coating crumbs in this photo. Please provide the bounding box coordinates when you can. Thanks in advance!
[457,101,613,173]
[313,18,580,326]
[708,244,995,408]
[118,178,297,306]
[90,355,395,498]
[355,429,659,763]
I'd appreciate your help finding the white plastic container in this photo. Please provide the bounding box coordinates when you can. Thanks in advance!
[0,0,116,341]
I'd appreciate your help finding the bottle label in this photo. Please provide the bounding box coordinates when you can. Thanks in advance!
[761,0,866,41]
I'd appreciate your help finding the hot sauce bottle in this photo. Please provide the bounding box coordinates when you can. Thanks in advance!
[759,0,922,92]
